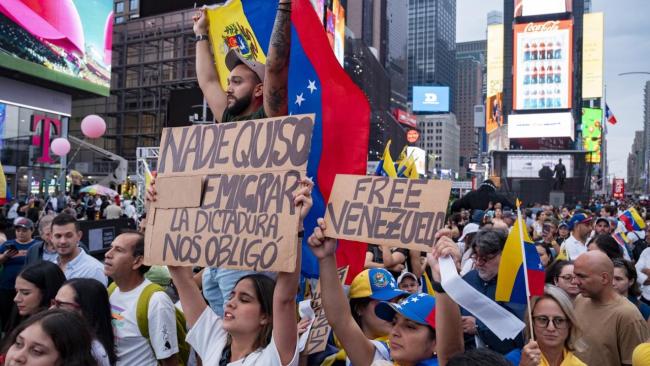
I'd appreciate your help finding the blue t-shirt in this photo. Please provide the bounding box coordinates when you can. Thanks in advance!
[0,239,40,289]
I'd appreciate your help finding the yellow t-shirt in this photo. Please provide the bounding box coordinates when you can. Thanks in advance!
[540,349,586,366]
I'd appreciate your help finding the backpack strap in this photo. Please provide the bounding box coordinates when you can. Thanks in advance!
[107,282,117,296]
[135,283,165,339]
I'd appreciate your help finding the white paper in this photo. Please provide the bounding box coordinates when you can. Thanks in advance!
[297,299,315,352]
[439,256,525,340]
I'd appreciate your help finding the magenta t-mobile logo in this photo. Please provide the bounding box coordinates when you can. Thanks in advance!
[31,114,61,163]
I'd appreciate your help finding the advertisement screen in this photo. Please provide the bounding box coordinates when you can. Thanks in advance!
[513,20,573,111]
[333,0,345,66]
[514,0,572,17]
[406,147,426,175]
[507,154,573,178]
[394,109,417,128]
[309,0,326,24]
[581,108,602,163]
[412,86,450,113]
[508,112,574,140]
[0,0,113,96]
[582,13,604,99]
[486,24,504,134]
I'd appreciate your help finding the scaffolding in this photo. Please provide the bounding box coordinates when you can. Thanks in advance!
[70,8,198,176]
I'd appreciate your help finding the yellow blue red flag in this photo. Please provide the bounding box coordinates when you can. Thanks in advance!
[495,213,545,304]
[619,207,646,232]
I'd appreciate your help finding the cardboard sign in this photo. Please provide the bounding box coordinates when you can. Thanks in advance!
[144,115,314,272]
[304,266,349,355]
[324,175,452,252]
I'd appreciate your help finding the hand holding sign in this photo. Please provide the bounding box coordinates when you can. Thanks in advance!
[428,231,461,283]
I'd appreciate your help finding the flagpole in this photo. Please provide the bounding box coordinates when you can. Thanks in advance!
[516,200,535,341]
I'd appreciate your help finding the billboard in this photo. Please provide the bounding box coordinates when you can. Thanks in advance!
[412,86,450,113]
[486,24,504,134]
[612,178,625,199]
[508,112,574,140]
[0,0,113,96]
[332,0,345,66]
[309,0,326,25]
[513,20,573,111]
[582,13,604,99]
[406,147,427,175]
[514,0,572,17]
[581,108,602,163]
[507,154,573,178]
[394,109,417,128]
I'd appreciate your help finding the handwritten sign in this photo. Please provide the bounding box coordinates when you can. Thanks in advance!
[324,175,451,252]
[144,115,314,272]
[304,266,349,355]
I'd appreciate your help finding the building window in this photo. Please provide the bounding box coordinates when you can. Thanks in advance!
[115,1,124,13]
[115,16,125,24]
[129,0,139,10]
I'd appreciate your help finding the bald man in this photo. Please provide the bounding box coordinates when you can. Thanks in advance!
[572,251,649,365]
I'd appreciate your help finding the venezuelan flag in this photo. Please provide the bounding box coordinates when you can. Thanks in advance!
[495,215,545,304]
[207,0,370,281]
[375,141,397,177]
[619,208,646,232]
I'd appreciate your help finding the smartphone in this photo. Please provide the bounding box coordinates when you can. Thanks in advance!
[5,244,17,251]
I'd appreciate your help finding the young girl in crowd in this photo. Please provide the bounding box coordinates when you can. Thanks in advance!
[612,259,650,322]
[519,285,586,366]
[307,218,464,365]
[51,278,117,366]
[6,261,66,333]
[2,309,97,366]
[167,179,312,366]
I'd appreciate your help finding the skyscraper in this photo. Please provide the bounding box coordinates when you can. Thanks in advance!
[407,0,456,108]
[455,40,486,176]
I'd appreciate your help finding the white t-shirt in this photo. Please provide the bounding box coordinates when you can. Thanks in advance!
[636,247,650,301]
[561,234,587,260]
[92,339,110,366]
[110,279,179,366]
[186,307,299,366]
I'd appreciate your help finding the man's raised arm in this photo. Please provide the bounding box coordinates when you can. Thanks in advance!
[193,8,227,122]
[263,0,292,117]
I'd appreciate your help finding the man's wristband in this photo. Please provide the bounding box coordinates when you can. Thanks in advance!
[431,280,445,293]
[195,34,209,42]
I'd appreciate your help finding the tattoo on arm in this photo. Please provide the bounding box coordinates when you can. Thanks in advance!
[265,6,291,115]
[269,9,291,63]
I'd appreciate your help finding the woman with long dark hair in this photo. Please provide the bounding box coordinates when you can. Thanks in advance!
[3,309,97,365]
[51,278,117,365]
[6,261,66,333]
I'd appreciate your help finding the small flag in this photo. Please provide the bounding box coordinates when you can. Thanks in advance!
[619,208,646,232]
[0,161,6,205]
[495,214,545,304]
[605,104,617,125]
[375,141,397,178]
[144,161,154,191]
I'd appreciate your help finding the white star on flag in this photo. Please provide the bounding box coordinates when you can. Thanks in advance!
[411,296,419,303]
[418,293,426,298]
[389,282,395,288]
[307,80,317,93]
[295,93,305,106]
[395,304,402,309]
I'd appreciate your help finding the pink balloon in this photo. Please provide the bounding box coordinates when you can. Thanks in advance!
[81,115,106,139]
[51,138,71,156]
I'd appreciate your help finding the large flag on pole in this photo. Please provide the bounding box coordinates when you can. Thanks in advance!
[495,204,545,304]
[207,0,370,280]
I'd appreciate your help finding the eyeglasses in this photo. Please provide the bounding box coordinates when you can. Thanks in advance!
[470,253,498,264]
[50,299,80,310]
[532,316,569,329]
[557,274,575,281]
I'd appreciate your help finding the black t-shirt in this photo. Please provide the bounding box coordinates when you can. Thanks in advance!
[221,106,267,122]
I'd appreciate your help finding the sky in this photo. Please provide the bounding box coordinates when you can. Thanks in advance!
[456,0,650,181]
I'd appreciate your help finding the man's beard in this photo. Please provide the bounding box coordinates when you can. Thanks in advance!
[225,93,253,116]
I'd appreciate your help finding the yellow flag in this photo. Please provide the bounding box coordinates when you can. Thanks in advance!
[207,0,267,90]
[380,141,397,178]
[0,161,6,204]
[144,162,153,191]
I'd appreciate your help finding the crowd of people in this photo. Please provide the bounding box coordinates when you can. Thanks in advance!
[1,3,650,365]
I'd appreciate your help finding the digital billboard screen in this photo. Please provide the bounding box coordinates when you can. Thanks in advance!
[0,0,113,96]
[507,154,573,178]
[513,20,573,111]
[412,86,450,113]
[508,112,574,140]
[514,0,572,17]
[581,108,602,163]
[486,24,504,134]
